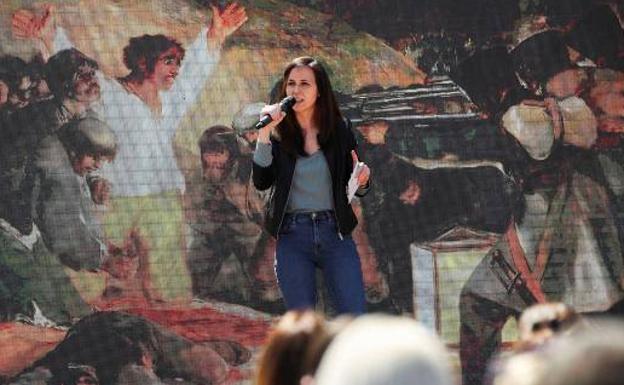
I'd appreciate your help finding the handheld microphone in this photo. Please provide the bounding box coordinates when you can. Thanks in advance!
[255,96,296,129]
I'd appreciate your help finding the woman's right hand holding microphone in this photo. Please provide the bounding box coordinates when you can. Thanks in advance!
[257,103,287,143]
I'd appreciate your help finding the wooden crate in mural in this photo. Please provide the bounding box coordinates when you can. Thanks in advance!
[412,227,518,347]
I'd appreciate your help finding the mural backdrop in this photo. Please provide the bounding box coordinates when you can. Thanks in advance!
[1,0,623,384]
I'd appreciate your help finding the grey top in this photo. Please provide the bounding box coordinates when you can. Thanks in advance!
[288,151,333,212]
[254,141,334,213]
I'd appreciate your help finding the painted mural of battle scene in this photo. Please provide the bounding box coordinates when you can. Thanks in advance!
[1,0,624,384]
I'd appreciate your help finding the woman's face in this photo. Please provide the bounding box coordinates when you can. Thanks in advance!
[285,66,319,116]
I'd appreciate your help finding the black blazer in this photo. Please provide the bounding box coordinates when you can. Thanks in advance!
[252,119,369,238]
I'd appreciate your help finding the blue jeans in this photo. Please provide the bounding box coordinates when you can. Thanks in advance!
[275,211,366,315]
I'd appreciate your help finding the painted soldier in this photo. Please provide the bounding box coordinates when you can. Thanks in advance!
[454,32,624,385]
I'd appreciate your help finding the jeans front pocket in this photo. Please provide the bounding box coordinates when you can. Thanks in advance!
[278,215,296,235]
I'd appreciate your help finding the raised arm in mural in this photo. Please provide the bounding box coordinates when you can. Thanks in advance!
[11,3,247,54]
[12,3,247,116]
[11,4,56,60]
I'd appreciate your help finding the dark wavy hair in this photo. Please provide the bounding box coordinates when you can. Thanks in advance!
[122,34,185,80]
[275,57,342,155]
[45,48,99,100]
[256,310,334,385]
[0,55,27,91]
[198,125,239,157]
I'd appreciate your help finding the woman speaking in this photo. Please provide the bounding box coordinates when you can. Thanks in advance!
[252,56,370,315]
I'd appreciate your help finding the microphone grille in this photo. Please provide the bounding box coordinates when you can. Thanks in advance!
[280,96,296,111]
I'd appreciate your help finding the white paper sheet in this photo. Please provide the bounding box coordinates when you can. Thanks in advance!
[347,162,365,203]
